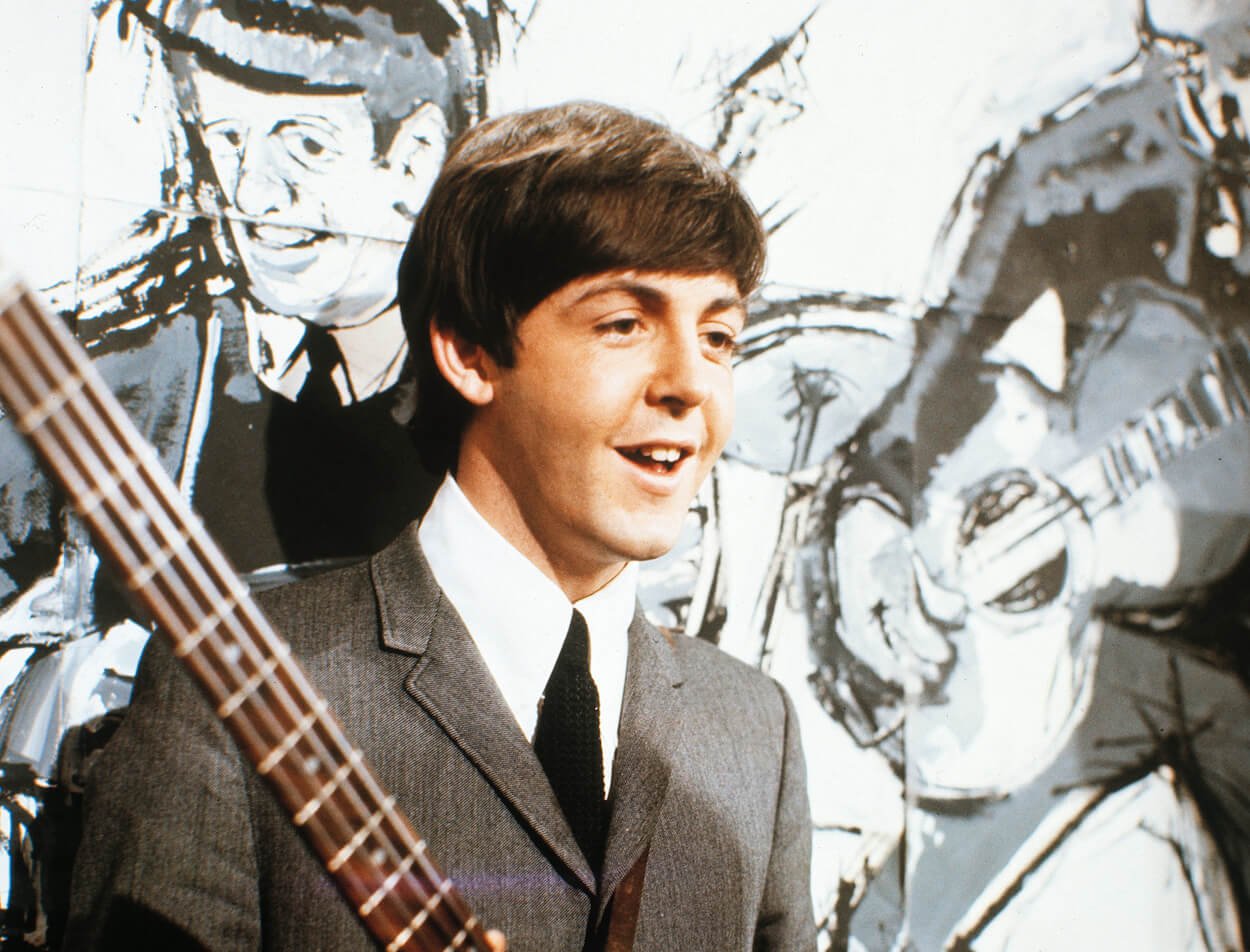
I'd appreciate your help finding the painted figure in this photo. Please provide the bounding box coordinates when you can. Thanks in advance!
[744,1,1250,947]
[0,2,503,944]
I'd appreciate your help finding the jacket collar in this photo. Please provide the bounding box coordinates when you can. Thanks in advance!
[370,525,685,906]
[595,607,684,925]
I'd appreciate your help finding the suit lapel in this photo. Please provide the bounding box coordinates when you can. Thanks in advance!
[595,610,684,925]
[369,527,596,893]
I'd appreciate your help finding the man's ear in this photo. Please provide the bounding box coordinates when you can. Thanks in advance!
[429,320,498,407]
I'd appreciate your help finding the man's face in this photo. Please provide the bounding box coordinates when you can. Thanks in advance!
[188,67,447,327]
[460,270,745,593]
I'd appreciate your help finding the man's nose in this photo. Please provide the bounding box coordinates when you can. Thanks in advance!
[648,332,713,412]
[231,139,295,217]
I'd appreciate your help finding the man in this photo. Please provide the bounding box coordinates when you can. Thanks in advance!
[65,102,816,951]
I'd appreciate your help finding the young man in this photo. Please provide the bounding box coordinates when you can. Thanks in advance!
[66,101,815,951]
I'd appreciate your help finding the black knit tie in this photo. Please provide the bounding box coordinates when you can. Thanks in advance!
[533,609,605,875]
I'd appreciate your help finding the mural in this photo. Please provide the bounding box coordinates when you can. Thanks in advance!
[2,0,1249,949]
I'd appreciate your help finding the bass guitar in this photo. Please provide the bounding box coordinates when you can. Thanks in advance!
[0,264,494,952]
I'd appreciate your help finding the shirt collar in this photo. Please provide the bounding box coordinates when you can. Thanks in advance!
[242,303,408,404]
[417,474,638,744]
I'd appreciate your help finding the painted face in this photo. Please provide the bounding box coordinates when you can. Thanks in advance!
[188,68,447,327]
[461,271,745,594]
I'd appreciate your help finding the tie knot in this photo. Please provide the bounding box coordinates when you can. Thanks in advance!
[296,325,345,406]
[560,608,590,667]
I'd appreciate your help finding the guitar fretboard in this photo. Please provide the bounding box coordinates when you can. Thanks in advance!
[946,326,1250,605]
[0,273,489,952]
[1090,326,1250,507]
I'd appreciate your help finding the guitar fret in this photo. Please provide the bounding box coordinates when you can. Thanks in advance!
[1171,387,1209,447]
[327,796,397,873]
[294,750,363,826]
[216,642,291,719]
[14,368,86,435]
[1098,450,1130,505]
[1108,440,1140,497]
[385,880,453,952]
[258,703,326,776]
[1182,373,1224,433]
[1197,364,1236,425]
[175,588,243,657]
[1137,410,1174,469]
[1211,348,1250,417]
[74,448,150,517]
[1224,328,1250,403]
[1150,394,1194,459]
[358,842,428,917]
[1119,423,1159,484]
[126,524,194,590]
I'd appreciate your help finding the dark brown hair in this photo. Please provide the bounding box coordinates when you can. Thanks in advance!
[398,100,767,474]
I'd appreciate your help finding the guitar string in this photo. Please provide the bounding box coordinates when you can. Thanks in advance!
[0,296,479,949]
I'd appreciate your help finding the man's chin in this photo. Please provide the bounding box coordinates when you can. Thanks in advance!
[605,523,688,565]
[244,278,351,322]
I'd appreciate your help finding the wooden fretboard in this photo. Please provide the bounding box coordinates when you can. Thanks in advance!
[0,270,490,952]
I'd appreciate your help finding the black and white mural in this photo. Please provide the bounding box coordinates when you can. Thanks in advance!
[2,1,1250,949]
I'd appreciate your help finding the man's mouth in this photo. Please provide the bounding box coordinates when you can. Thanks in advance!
[616,444,694,475]
[242,222,330,250]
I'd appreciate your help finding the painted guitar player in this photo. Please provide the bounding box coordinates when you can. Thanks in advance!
[0,2,506,944]
[696,0,1250,946]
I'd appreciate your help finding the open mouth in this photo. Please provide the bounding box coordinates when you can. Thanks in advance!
[243,222,330,250]
[616,444,693,475]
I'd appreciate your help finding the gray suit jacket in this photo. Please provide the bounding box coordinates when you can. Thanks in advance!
[65,525,815,951]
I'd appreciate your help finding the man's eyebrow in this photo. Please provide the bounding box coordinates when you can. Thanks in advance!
[573,279,747,317]
[273,114,344,135]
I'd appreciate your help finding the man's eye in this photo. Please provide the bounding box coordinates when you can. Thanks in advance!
[703,330,739,354]
[601,317,642,336]
[280,127,341,166]
[203,122,243,151]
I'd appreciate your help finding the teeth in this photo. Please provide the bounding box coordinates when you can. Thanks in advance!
[640,447,682,463]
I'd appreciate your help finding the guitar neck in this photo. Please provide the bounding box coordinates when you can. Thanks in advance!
[1086,326,1250,507]
[958,325,1250,603]
[0,272,489,952]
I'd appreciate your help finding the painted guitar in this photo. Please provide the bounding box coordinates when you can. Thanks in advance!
[906,281,1250,797]
[0,265,494,952]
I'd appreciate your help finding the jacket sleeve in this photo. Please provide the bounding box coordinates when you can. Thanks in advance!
[754,682,817,951]
[64,633,263,951]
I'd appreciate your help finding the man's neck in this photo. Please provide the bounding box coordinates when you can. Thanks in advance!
[452,460,627,603]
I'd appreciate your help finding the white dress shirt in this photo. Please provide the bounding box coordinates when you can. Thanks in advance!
[243,303,408,404]
[418,474,636,783]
